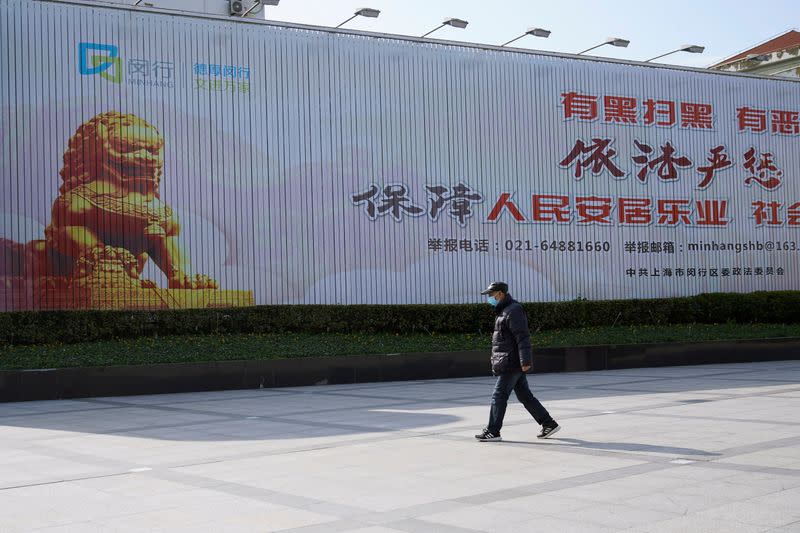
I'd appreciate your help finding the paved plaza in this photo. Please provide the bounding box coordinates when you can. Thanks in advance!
[1,360,799,532]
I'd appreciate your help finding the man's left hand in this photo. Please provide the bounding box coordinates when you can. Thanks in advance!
[522,364,531,373]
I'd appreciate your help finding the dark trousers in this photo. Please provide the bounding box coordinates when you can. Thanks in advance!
[488,371,554,434]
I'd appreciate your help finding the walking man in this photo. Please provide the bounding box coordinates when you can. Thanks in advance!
[475,281,560,442]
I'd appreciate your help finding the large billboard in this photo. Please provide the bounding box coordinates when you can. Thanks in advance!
[1,0,799,310]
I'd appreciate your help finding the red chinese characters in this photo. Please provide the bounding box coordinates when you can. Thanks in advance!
[696,146,734,189]
[562,94,798,137]
[632,141,692,182]
[737,107,800,135]
[486,192,525,222]
[751,201,800,226]
[559,138,625,179]
[643,99,676,127]
[743,148,783,190]
[737,107,767,133]
[618,197,652,225]
[771,110,800,135]
[561,91,713,129]
[561,138,786,193]
[575,196,613,224]
[680,103,713,129]
[752,201,782,226]
[532,195,570,223]
[486,194,729,227]
[604,96,638,124]
[561,92,598,121]
[695,200,730,226]
[790,203,800,226]
[657,199,692,226]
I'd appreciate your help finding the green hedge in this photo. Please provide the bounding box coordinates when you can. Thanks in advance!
[2,291,800,347]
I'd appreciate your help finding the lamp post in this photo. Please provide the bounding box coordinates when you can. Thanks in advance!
[421,18,468,38]
[644,44,705,63]
[242,0,280,18]
[771,64,800,76]
[577,37,629,55]
[336,7,381,28]
[500,27,551,47]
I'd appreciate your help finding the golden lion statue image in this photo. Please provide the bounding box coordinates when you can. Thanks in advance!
[17,111,218,295]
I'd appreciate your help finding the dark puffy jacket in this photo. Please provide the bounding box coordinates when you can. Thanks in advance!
[490,295,533,375]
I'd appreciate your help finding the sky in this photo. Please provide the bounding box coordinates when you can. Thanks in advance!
[255,0,800,68]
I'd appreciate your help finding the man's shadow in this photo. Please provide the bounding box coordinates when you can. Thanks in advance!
[503,437,720,457]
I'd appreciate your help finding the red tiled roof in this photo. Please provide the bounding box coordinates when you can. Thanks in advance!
[712,30,800,67]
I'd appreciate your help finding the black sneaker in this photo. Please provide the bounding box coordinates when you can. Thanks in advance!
[537,422,560,439]
[474,429,502,442]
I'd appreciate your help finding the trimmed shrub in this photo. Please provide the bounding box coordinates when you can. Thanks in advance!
[2,291,800,346]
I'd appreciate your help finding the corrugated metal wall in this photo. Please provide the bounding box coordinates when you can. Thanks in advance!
[1,0,799,310]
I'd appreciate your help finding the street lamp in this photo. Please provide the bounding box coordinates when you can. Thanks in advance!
[420,18,468,38]
[577,37,630,55]
[644,44,705,63]
[500,27,551,47]
[772,64,800,76]
[336,7,381,28]
[241,0,280,18]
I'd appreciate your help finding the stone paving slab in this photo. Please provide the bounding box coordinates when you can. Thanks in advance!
[1,361,799,532]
